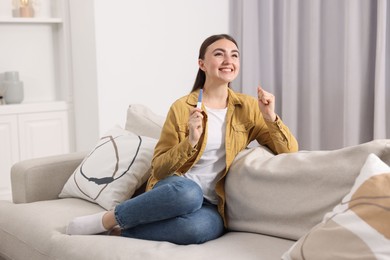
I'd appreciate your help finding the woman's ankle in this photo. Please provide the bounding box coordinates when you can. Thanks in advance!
[102,211,117,230]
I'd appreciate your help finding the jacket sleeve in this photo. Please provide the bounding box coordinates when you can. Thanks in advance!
[257,116,299,154]
[252,101,298,154]
[151,105,198,180]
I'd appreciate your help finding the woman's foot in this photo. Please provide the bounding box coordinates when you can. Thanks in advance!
[66,211,108,235]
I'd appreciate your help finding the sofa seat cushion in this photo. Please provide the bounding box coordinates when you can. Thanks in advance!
[0,198,104,260]
[51,231,294,260]
[0,198,294,260]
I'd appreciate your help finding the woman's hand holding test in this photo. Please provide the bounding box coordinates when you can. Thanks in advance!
[188,108,203,147]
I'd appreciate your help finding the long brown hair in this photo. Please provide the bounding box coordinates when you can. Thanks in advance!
[191,34,239,92]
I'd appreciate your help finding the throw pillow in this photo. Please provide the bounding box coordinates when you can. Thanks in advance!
[282,153,390,260]
[59,127,157,210]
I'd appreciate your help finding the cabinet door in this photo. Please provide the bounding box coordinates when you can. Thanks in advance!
[0,115,19,200]
[18,111,70,160]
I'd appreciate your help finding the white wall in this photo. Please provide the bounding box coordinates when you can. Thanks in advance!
[70,0,230,151]
[94,0,230,134]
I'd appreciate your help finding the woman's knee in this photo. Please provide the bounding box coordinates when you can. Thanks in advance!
[155,176,203,210]
[174,178,202,198]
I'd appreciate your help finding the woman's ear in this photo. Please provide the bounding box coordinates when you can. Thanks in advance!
[198,59,206,72]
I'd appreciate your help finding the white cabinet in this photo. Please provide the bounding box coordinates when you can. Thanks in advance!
[18,110,69,159]
[0,115,19,200]
[0,102,70,200]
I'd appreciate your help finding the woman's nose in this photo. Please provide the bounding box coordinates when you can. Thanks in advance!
[223,55,233,64]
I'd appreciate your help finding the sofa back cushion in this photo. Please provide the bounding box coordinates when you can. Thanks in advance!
[125,104,165,139]
[225,139,390,240]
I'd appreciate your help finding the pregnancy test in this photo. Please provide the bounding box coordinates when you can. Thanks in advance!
[197,89,203,109]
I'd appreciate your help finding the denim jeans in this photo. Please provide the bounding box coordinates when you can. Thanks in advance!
[114,175,225,245]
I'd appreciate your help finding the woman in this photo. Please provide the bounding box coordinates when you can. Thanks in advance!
[66,34,298,244]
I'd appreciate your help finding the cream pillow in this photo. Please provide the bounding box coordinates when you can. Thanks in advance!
[59,126,157,210]
[282,153,390,259]
[125,104,165,139]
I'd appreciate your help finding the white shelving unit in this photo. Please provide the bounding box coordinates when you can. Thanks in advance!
[1,1,73,101]
[0,17,62,23]
[0,0,74,201]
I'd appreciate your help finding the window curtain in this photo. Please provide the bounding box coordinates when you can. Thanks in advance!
[230,0,389,150]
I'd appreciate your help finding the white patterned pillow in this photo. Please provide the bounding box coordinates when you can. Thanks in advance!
[282,153,390,260]
[59,126,157,210]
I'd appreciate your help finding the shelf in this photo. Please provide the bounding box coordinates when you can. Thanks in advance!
[0,17,63,24]
[0,101,69,115]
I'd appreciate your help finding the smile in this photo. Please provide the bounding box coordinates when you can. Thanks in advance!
[219,68,233,72]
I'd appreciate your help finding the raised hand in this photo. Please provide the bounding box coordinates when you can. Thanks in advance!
[257,85,276,122]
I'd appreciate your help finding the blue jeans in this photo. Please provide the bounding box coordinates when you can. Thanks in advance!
[114,176,225,245]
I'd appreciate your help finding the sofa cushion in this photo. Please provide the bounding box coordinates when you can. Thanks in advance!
[225,139,390,240]
[282,153,390,259]
[0,198,295,260]
[0,198,104,260]
[125,104,165,139]
[59,127,157,210]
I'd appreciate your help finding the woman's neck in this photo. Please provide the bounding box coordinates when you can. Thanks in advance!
[202,83,228,109]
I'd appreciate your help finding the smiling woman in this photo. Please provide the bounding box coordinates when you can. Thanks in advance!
[66,34,298,245]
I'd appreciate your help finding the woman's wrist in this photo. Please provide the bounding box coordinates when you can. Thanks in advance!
[263,113,277,122]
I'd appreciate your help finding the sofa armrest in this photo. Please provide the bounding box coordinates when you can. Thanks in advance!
[11,152,87,203]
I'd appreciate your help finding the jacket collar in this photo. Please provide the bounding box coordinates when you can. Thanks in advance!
[186,88,242,107]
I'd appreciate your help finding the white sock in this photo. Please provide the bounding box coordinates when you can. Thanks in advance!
[66,211,107,235]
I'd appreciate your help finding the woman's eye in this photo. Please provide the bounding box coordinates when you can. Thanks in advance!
[214,52,223,56]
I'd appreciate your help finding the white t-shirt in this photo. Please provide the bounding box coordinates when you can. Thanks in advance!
[184,106,227,204]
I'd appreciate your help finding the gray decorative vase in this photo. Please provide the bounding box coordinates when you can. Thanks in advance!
[0,73,6,105]
[3,71,24,104]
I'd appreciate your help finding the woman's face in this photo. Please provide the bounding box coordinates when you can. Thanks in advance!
[199,38,240,86]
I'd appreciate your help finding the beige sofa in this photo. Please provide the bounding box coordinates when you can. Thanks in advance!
[0,104,389,260]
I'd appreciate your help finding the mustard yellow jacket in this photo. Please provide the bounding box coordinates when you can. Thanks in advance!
[146,88,298,226]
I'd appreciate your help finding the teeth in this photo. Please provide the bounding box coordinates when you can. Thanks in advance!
[220,68,232,72]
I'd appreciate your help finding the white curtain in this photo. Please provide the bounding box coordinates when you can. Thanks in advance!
[230,0,389,150]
